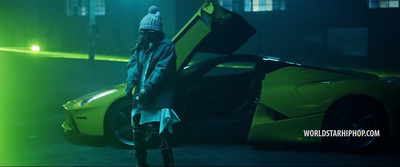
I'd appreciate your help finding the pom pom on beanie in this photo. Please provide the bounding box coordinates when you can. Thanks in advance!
[139,5,162,32]
[148,5,158,14]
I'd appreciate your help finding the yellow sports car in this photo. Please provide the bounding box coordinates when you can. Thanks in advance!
[62,0,400,152]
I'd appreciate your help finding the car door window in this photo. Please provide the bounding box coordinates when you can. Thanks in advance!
[180,53,227,77]
[187,60,256,119]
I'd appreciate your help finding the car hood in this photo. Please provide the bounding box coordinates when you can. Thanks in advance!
[63,84,126,110]
[172,0,256,68]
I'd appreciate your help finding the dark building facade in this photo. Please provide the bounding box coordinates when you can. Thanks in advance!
[177,0,400,71]
[0,0,177,56]
[207,0,400,72]
[1,0,399,72]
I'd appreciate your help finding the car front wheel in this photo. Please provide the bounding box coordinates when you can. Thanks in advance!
[104,97,134,148]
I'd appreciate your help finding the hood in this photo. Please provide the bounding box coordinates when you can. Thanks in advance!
[172,0,256,68]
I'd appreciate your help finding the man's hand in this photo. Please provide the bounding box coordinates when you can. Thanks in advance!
[125,84,134,97]
[136,89,148,103]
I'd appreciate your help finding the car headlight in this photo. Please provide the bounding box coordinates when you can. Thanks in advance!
[80,89,117,106]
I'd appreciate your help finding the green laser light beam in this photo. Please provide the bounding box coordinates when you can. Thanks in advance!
[0,47,129,62]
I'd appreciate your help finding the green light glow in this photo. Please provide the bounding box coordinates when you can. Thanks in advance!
[0,52,14,165]
[31,45,40,52]
[95,55,129,62]
[0,48,129,165]
[216,64,254,69]
[0,47,129,62]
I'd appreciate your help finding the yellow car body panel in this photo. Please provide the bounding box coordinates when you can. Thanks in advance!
[173,9,211,68]
[248,102,324,143]
[248,66,400,143]
[63,84,127,136]
[257,66,357,118]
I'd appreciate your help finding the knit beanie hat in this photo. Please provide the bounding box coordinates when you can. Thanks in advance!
[139,5,163,32]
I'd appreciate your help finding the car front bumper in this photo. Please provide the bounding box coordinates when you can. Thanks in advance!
[62,111,79,135]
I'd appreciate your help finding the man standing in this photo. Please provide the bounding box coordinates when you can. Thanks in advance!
[125,5,180,167]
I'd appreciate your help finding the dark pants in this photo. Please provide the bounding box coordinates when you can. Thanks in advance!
[132,114,174,166]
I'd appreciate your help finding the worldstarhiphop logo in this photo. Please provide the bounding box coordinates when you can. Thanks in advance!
[303,130,380,137]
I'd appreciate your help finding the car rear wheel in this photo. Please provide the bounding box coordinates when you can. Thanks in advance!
[322,96,389,152]
[104,97,134,148]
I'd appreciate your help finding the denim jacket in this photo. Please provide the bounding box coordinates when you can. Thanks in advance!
[126,35,177,108]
